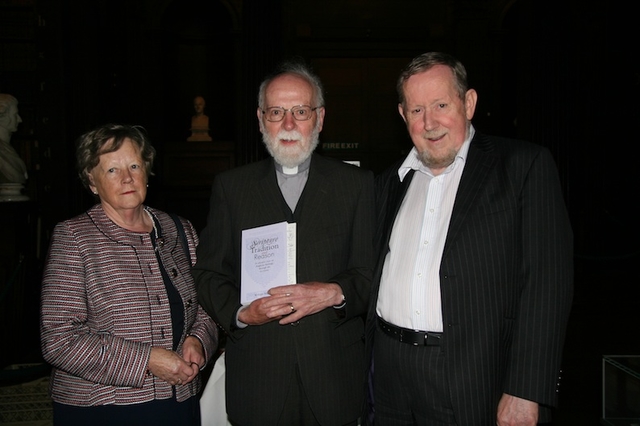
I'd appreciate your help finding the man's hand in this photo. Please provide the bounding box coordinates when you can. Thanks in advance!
[237,294,286,326]
[496,393,538,426]
[238,282,343,326]
[268,282,343,325]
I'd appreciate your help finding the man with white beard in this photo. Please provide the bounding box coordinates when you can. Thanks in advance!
[194,60,375,426]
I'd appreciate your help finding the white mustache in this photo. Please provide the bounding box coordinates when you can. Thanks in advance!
[276,130,303,141]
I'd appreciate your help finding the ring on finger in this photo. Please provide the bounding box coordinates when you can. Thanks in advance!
[289,303,295,312]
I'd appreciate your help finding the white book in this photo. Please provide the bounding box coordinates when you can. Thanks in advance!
[240,221,296,304]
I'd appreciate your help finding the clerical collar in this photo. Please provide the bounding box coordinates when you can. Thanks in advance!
[275,157,311,176]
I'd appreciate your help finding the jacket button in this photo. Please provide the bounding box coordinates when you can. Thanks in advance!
[171,268,178,277]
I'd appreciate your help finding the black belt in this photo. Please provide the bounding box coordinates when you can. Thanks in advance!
[377,316,442,346]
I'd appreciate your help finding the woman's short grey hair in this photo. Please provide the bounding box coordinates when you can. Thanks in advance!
[396,52,469,107]
[75,123,156,191]
[258,59,325,110]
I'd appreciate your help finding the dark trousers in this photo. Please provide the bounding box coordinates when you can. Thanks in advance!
[276,363,358,426]
[373,327,456,426]
[229,362,359,426]
[53,395,201,426]
[228,362,358,426]
[276,363,322,426]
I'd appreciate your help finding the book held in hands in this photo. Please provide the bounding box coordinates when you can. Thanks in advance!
[241,221,296,304]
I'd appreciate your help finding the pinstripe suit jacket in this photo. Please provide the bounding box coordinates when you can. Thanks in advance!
[40,204,218,406]
[194,153,375,426]
[365,132,574,425]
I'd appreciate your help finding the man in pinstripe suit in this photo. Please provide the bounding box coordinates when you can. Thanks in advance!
[194,60,375,426]
[365,52,573,426]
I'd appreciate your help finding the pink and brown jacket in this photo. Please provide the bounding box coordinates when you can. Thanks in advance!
[40,204,217,406]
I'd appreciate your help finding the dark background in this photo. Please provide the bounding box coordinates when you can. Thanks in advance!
[1,0,637,424]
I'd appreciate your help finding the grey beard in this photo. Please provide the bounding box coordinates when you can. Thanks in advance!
[263,126,321,169]
[417,148,457,170]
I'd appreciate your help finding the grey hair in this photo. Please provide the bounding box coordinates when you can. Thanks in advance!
[396,52,469,107]
[258,59,325,110]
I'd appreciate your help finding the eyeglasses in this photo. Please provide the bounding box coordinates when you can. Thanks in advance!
[261,105,321,122]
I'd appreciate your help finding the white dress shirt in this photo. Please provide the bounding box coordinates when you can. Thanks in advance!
[376,127,474,332]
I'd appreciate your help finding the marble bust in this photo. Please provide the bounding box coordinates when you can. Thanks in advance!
[187,95,212,141]
[0,94,28,185]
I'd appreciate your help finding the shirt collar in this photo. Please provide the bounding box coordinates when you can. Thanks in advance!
[275,156,311,176]
[398,125,475,181]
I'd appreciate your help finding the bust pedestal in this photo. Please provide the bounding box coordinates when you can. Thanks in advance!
[0,183,29,202]
[187,128,212,141]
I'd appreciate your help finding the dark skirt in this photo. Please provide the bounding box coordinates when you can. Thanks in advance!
[52,396,201,426]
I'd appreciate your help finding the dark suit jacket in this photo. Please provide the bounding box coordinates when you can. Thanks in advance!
[194,153,375,425]
[365,132,574,425]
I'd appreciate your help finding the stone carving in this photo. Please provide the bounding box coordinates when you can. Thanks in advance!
[0,94,29,201]
[187,95,212,141]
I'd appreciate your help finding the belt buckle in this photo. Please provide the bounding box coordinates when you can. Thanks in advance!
[400,328,421,346]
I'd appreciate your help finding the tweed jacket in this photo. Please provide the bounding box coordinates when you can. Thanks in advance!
[194,153,375,426]
[365,132,574,424]
[40,204,217,406]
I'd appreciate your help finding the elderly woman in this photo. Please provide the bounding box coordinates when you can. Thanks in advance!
[40,123,218,426]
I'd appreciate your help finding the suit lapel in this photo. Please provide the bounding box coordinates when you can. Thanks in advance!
[382,168,414,249]
[442,133,496,258]
[389,169,414,225]
[294,154,332,226]
[371,166,415,295]
[251,159,288,223]
[246,155,334,243]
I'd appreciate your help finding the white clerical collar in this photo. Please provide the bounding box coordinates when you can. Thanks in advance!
[275,156,311,176]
